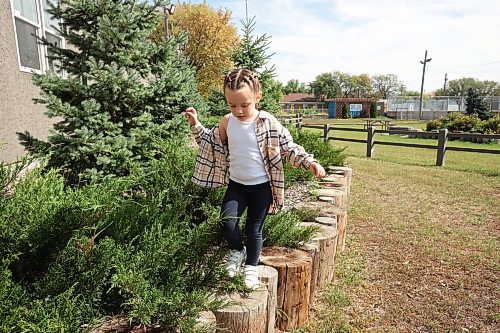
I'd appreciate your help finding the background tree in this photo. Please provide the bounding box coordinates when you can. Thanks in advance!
[18,0,203,185]
[465,88,491,120]
[232,16,281,113]
[434,77,500,96]
[311,72,341,100]
[349,73,372,98]
[155,2,239,97]
[372,74,404,99]
[283,79,310,95]
[341,104,348,118]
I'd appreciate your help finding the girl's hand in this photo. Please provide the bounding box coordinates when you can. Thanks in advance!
[309,162,326,179]
[185,107,198,126]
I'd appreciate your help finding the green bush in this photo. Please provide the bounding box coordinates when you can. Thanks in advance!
[426,113,483,133]
[263,210,319,247]
[284,126,346,187]
[481,117,500,134]
[0,137,228,332]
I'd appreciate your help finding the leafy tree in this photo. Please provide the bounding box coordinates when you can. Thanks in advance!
[434,77,500,96]
[151,2,239,97]
[465,88,491,120]
[283,79,310,95]
[232,16,281,113]
[349,73,372,98]
[311,72,341,100]
[18,0,203,185]
[372,74,404,99]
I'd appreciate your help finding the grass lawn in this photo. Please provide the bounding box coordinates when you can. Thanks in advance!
[294,126,500,333]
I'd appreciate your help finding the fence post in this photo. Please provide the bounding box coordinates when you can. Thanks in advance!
[295,113,300,129]
[298,114,303,131]
[436,128,448,166]
[366,126,375,158]
[323,124,330,143]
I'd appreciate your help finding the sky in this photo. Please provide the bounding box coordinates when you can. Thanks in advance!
[169,0,500,92]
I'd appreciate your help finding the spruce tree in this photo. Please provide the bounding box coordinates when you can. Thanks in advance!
[18,0,203,185]
[465,88,491,121]
[232,16,282,113]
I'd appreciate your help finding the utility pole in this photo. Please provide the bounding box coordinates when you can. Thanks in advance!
[419,50,432,119]
[245,0,248,21]
[443,73,448,94]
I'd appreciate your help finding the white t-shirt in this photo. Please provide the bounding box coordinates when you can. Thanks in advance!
[227,114,270,185]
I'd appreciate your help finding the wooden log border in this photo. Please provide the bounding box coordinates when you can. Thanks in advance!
[208,167,353,333]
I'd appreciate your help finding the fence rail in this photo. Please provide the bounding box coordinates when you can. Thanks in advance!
[277,115,500,166]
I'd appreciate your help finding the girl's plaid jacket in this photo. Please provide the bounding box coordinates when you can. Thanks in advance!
[190,111,317,214]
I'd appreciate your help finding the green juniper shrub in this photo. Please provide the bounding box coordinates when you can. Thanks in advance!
[283,126,346,187]
[0,138,229,332]
[263,210,319,248]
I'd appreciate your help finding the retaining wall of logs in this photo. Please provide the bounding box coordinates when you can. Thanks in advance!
[202,166,353,333]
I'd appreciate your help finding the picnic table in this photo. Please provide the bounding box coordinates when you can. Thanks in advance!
[361,119,392,130]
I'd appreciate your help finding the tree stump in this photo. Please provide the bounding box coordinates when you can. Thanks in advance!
[258,265,278,333]
[315,216,336,227]
[214,287,268,333]
[336,207,348,252]
[311,187,347,208]
[300,222,337,290]
[294,201,335,218]
[259,247,311,331]
[195,311,216,333]
[298,240,320,303]
[327,166,352,194]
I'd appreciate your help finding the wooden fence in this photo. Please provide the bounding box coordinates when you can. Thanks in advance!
[278,115,500,166]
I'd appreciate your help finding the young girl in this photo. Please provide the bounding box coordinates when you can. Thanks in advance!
[185,68,325,289]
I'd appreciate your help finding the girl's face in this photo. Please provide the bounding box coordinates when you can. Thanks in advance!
[225,84,262,122]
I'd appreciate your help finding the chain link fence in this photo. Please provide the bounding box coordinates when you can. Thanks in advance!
[386,96,500,120]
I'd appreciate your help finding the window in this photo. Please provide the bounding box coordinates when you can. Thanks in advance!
[11,0,64,73]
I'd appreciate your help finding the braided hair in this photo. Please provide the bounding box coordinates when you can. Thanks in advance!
[223,68,262,95]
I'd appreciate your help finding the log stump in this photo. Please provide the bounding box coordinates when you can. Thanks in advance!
[311,187,347,208]
[298,240,320,303]
[195,311,216,333]
[293,201,348,252]
[214,287,268,333]
[259,247,311,331]
[300,222,338,291]
[327,166,352,194]
[258,265,278,333]
[294,201,336,218]
[336,207,348,252]
[315,216,336,227]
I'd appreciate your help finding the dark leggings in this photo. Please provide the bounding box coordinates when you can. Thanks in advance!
[221,180,273,266]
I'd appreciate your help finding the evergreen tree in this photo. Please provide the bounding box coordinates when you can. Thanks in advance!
[18,0,204,185]
[370,101,378,118]
[465,88,491,120]
[232,16,281,113]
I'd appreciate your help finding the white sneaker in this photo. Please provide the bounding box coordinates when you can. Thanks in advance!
[226,247,246,277]
[244,265,260,289]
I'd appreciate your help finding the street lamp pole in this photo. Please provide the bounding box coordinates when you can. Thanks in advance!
[419,50,432,120]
